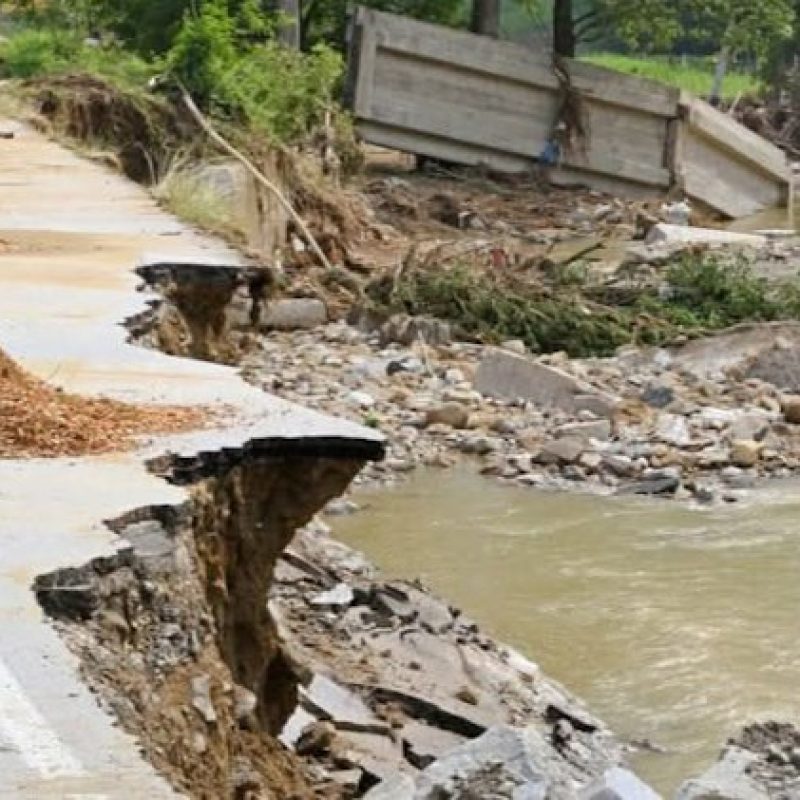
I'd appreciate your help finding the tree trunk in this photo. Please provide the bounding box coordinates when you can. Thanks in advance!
[276,0,301,49]
[470,0,500,38]
[553,0,575,57]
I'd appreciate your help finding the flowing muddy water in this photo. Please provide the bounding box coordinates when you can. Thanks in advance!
[334,469,800,795]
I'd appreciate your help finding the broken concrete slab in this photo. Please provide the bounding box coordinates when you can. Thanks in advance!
[645,224,767,248]
[580,766,662,800]
[474,348,618,416]
[676,747,768,800]
[363,774,416,799]
[300,674,390,735]
[401,719,467,769]
[412,725,573,799]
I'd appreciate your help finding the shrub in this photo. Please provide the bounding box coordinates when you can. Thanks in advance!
[219,42,343,142]
[167,0,238,107]
[0,28,155,88]
[0,29,81,78]
[167,0,343,144]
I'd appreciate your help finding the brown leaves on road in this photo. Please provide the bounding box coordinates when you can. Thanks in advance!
[0,348,206,458]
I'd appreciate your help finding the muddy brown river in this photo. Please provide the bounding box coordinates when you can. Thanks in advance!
[334,469,800,795]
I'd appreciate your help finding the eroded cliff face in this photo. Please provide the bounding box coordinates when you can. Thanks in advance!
[35,453,367,799]
[190,457,364,736]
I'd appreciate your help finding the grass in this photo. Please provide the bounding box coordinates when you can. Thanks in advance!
[153,161,247,242]
[584,53,761,100]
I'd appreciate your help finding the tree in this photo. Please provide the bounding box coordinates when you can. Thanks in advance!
[471,0,501,37]
[547,0,794,60]
[272,0,301,48]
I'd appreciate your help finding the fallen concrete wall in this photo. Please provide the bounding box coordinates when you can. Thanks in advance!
[346,7,791,219]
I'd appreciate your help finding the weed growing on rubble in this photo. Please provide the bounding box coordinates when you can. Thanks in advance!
[377,265,633,357]
[373,254,800,358]
[648,254,800,329]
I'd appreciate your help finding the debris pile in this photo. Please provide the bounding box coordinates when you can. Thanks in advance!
[0,347,205,457]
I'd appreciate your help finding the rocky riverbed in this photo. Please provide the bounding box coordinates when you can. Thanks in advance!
[237,310,800,509]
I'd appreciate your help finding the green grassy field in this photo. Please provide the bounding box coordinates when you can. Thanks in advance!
[584,53,761,100]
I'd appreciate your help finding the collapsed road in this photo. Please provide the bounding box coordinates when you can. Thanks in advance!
[0,120,662,797]
[0,118,381,797]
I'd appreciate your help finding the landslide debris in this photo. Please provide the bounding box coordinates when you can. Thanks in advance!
[0,347,205,457]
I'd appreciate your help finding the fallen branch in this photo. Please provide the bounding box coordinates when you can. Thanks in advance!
[178,85,334,272]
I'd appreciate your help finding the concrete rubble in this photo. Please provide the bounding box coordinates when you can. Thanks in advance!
[172,307,800,508]
[678,722,800,800]
[268,519,643,798]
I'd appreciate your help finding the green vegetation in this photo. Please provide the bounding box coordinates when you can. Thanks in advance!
[0,29,154,88]
[370,255,800,358]
[0,0,346,147]
[584,53,761,99]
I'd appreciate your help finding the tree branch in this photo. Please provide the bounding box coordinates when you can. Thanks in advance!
[179,84,334,273]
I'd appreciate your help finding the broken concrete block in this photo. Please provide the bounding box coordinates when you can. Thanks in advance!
[263,298,327,330]
[580,766,661,800]
[645,224,767,249]
[310,583,355,610]
[474,349,617,416]
[413,725,571,799]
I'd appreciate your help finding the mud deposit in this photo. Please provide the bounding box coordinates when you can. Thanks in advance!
[333,468,800,795]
